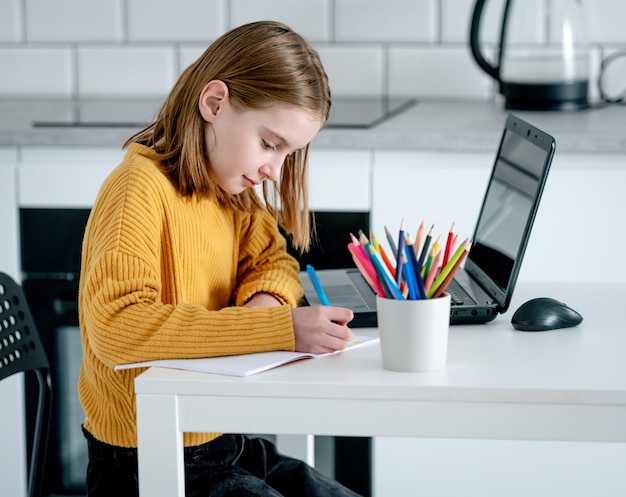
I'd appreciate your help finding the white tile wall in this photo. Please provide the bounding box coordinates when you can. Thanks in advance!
[127,0,224,42]
[0,0,22,42]
[25,0,123,42]
[441,0,503,44]
[230,0,331,42]
[0,47,73,96]
[335,0,435,43]
[0,0,624,102]
[77,46,176,96]
[316,46,385,97]
[389,46,493,99]
[586,0,626,44]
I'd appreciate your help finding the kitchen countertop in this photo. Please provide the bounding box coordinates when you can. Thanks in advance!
[1,98,625,153]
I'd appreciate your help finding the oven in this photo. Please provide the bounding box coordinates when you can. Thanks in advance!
[21,207,91,496]
[20,205,372,496]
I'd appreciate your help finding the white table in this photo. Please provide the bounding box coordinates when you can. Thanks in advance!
[135,282,626,497]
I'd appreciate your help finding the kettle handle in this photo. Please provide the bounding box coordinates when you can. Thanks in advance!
[469,0,506,81]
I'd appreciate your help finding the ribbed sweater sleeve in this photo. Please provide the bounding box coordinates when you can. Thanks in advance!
[78,143,302,448]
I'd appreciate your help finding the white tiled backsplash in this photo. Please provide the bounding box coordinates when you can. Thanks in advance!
[0,0,625,102]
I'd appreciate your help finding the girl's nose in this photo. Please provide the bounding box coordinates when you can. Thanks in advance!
[259,158,283,182]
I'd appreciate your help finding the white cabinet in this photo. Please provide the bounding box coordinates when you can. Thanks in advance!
[18,147,123,208]
[0,147,19,275]
[524,153,626,283]
[0,146,27,497]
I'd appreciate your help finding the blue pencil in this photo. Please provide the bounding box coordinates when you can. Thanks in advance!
[395,220,406,287]
[405,235,426,299]
[401,248,420,300]
[306,264,330,306]
[366,244,404,300]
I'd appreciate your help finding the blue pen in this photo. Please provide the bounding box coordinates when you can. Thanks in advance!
[306,264,330,306]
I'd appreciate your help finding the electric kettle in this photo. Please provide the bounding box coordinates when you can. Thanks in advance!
[470,0,591,110]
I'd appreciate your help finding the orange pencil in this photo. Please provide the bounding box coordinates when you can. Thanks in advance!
[424,250,443,293]
[370,230,396,277]
[414,219,425,261]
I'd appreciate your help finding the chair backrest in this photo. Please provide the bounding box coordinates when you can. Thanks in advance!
[0,272,49,379]
[0,271,51,497]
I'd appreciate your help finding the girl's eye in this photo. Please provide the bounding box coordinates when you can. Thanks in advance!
[262,140,276,151]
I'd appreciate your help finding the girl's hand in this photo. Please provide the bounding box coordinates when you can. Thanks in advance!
[291,306,354,354]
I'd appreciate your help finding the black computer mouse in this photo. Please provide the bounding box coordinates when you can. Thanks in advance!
[511,297,583,331]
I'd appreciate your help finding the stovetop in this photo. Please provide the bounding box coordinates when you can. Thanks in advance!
[32,97,417,129]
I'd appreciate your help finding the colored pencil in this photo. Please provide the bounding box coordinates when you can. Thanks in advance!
[441,222,456,269]
[305,264,330,306]
[360,232,394,297]
[422,234,440,277]
[428,238,471,298]
[414,220,425,261]
[417,224,434,269]
[405,235,426,299]
[422,234,441,278]
[348,238,386,297]
[395,220,406,286]
[424,250,443,293]
[384,225,398,261]
[432,249,469,299]
[370,230,396,277]
[402,244,420,299]
[366,243,404,300]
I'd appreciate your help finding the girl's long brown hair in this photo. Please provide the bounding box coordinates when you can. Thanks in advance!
[125,21,331,251]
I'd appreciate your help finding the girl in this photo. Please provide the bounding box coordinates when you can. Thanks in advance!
[78,20,359,497]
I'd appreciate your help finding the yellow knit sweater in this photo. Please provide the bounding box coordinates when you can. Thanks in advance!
[78,143,303,448]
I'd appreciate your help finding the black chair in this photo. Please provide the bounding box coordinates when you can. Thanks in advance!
[0,272,51,497]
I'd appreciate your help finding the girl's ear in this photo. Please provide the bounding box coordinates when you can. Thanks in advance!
[198,80,229,122]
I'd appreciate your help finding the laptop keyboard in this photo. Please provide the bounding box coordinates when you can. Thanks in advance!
[448,289,465,306]
[446,281,478,306]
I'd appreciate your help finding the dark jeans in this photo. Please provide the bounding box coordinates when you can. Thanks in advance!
[83,428,362,497]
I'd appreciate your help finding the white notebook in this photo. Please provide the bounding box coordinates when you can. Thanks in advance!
[115,335,378,377]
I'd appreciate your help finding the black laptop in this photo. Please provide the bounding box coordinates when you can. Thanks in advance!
[300,113,556,327]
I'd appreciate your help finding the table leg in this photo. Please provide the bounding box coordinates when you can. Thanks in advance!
[276,434,315,466]
[136,393,185,497]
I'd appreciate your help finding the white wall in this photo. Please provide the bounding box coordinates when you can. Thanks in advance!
[0,0,625,102]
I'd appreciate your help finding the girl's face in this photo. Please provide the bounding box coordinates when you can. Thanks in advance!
[199,80,323,195]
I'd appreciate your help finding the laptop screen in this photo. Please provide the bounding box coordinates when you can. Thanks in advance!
[465,114,555,310]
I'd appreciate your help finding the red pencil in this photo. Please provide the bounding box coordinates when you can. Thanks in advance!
[441,222,455,269]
